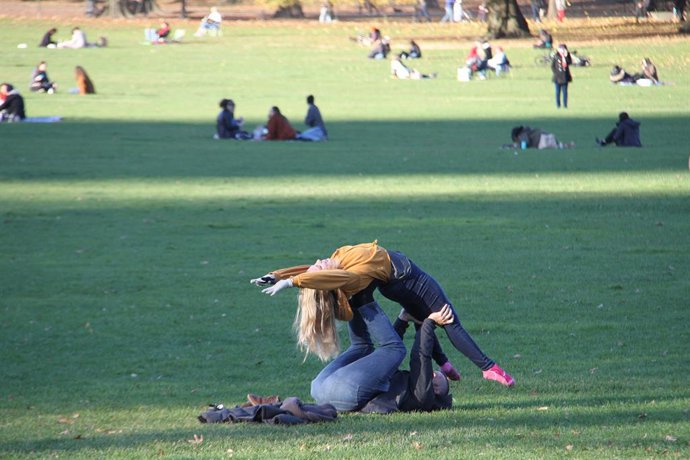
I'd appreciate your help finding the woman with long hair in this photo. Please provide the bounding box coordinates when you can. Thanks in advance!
[251,241,514,386]
[75,66,95,95]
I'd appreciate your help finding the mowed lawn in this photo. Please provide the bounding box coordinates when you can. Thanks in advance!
[0,17,689,458]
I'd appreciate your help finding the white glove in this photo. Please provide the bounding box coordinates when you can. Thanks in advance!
[250,273,276,286]
[261,278,292,296]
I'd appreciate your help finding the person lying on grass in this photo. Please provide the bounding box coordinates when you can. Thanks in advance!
[250,240,514,387]
[311,303,455,413]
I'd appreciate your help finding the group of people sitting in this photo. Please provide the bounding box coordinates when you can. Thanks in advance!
[461,39,510,80]
[0,61,95,123]
[215,95,328,142]
[28,60,96,96]
[40,26,107,49]
[609,58,660,86]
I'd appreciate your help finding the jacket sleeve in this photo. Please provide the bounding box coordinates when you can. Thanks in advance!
[407,319,437,411]
[291,269,364,292]
[271,265,311,280]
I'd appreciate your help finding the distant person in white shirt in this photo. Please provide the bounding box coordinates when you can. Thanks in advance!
[195,7,223,36]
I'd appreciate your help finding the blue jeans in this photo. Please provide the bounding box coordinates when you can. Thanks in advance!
[378,258,494,370]
[310,302,406,411]
[440,5,454,22]
[555,83,568,108]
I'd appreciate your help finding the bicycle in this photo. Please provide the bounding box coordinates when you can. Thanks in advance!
[534,50,591,67]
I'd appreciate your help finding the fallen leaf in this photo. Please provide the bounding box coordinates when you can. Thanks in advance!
[537,406,549,411]
[589,367,598,374]
[413,441,423,450]
[566,444,573,451]
[409,431,418,436]
[513,354,522,359]
[342,433,353,441]
[664,435,677,442]
[58,417,74,425]
[188,434,203,445]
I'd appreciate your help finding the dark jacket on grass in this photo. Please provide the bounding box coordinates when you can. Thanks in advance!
[198,397,337,425]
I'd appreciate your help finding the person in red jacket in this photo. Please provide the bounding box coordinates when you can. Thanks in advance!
[264,106,297,141]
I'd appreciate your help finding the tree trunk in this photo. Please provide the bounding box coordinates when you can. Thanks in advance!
[486,0,530,38]
[180,0,187,18]
[273,2,305,18]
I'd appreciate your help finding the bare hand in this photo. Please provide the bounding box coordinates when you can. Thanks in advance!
[428,304,454,326]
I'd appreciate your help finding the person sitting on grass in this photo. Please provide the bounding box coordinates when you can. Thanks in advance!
[74,66,96,95]
[398,40,422,59]
[368,36,391,59]
[215,98,250,140]
[311,302,455,413]
[194,7,222,37]
[30,61,58,94]
[509,125,575,150]
[298,94,328,141]
[609,65,636,85]
[250,241,514,388]
[146,21,171,43]
[0,83,26,122]
[263,106,297,141]
[58,27,89,48]
[39,27,58,47]
[633,58,659,85]
[391,57,436,79]
[487,46,511,76]
[596,112,641,147]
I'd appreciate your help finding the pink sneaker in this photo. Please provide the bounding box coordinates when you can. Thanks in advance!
[440,361,461,381]
[482,364,515,387]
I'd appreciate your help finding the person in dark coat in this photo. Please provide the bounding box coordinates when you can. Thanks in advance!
[30,61,58,93]
[596,112,642,147]
[39,28,58,47]
[215,98,245,139]
[0,83,26,122]
[551,43,572,109]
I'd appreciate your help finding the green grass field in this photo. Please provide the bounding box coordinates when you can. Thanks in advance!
[1,17,689,458]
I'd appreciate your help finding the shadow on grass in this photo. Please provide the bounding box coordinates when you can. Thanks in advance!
[0,117,688,181]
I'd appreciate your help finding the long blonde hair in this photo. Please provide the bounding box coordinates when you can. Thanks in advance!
[294,288,339,361]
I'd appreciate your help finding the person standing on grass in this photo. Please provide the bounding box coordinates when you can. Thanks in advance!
[551,43,572,109]
[310,303,455,413]
[250,241,514,388]
[440,0,455,22]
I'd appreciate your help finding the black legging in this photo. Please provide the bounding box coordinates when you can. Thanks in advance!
[377,260,494,371]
